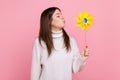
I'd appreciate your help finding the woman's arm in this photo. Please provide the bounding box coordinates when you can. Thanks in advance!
[71,37,87,74]
[30,38,41,80]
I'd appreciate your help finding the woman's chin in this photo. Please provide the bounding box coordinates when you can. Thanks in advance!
[61,24,65,28]
[60,26,65,29]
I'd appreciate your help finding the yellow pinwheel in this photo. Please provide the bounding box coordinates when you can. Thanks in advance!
[76,12,94,31]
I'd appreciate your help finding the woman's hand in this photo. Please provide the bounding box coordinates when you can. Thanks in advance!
[81,46,89,61]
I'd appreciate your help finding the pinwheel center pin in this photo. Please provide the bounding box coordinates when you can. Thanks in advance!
[83,18,87,23]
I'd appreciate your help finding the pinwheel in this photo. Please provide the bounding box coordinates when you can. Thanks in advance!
[76,12,94,48]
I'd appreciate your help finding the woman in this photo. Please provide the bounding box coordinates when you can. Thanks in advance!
[30,7,89,80]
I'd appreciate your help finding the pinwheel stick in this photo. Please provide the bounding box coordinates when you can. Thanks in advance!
[84,30,88,48]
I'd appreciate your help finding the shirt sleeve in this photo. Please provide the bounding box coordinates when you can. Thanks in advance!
[30,38,41,80]
[71,37,86,74]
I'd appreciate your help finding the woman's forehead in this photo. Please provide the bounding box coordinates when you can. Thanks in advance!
[54,9,62,15]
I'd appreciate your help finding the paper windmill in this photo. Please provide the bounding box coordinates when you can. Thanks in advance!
[76,12,94,31]
[75,11,94,48]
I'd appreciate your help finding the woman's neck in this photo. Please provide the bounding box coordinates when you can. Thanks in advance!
[52,29,63,38]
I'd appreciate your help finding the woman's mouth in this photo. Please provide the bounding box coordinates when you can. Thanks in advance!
[63,20,65,23]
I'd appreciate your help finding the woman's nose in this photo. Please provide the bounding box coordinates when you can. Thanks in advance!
[61,16,64,20]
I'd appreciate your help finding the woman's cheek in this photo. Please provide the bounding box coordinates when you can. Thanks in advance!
[59,22,65,27]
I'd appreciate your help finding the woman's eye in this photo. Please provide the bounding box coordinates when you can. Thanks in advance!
[57,15,60,17]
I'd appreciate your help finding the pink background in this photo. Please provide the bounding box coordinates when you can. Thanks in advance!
[0,0,120,80]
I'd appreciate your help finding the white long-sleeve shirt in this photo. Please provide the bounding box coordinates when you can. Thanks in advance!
[30,30,86,80]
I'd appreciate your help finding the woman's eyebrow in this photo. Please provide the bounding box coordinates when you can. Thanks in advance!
[56,13,61,15]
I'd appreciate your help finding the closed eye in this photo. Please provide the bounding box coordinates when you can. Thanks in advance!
[57,15,60,17]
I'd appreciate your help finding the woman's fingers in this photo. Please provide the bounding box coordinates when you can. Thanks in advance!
[84,48,89,57]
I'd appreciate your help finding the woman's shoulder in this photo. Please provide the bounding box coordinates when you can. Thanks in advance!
[69,35,78,47]
[33,37,46,48]
[33,37,40,45]
[69,35,77,43]
[34,37,39,43]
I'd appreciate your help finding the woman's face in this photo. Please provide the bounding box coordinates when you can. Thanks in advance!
[51,9,65,31]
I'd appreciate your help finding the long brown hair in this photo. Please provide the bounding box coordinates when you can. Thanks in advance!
[38,7,71,56]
